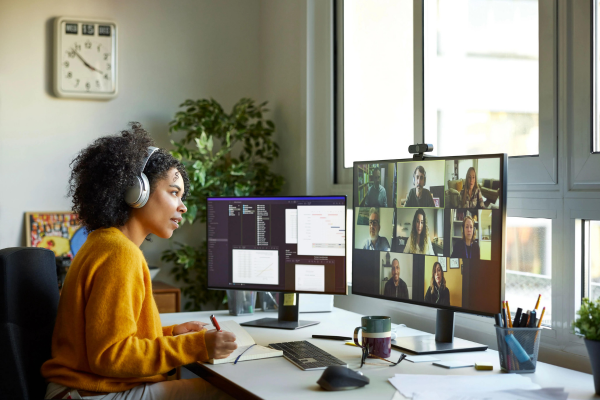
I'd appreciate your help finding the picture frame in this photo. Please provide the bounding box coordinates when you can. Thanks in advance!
[450,258,460,269]
[25,211,88,257]
[438,257,447,272]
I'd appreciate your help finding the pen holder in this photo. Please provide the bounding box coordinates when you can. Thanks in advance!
[258,292,278,312]
[495,325,542,373]
[226,290,256,316]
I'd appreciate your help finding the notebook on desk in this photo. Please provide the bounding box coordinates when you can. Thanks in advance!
[199,320,283,365]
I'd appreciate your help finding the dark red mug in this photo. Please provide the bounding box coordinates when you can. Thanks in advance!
[354,316,392,359]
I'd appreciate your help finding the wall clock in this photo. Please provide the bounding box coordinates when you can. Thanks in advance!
[53,17,118,99]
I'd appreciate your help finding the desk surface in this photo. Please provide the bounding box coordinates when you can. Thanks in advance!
[160,308,595,400]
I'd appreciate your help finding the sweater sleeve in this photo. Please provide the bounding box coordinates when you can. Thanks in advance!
[85,248,209,378]
[162,325,175,337]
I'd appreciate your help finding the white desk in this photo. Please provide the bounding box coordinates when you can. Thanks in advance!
[160,308,596,400]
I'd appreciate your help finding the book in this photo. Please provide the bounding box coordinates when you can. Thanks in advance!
[199,320,283,365]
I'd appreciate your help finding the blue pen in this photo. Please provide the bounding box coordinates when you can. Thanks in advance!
[234,344,256,365]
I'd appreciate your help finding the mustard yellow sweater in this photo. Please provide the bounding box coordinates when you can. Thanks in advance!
[41,227,208,393]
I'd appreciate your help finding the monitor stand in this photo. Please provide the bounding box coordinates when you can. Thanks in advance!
[240,293,320,330]
[392,309,488,355]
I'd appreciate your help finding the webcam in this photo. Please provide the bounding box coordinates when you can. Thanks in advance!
[408,144,434,154]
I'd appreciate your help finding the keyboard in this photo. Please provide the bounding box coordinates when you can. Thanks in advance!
[268,340,347,371]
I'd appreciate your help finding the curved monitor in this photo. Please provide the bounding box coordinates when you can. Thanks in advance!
[352,154,507,318]
[207,196,347,295]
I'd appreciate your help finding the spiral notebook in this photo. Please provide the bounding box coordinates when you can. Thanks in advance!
[200,320,283,365]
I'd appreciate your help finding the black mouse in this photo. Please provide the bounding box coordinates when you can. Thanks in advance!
[317,366,370,391]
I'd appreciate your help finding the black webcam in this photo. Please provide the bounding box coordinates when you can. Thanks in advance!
[408,144,434,154]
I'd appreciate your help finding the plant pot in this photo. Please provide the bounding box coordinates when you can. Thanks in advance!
[585,338,600,395]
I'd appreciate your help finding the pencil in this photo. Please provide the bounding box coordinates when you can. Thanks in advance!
[506,301,513,328]
[537,307,546,328]
[534,294,541,311]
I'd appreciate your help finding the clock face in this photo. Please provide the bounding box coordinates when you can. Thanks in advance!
[54,18,117,98]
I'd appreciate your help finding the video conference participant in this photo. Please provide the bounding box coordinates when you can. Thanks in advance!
[42,124,235,400]
[383,258,409,299]
[403,208,435,255]
[405,166,435,208]
[365,167,387,207]
[460,167,486,209]
[362,207,391,251]
[424,261,450,306]
[450,215,480,259]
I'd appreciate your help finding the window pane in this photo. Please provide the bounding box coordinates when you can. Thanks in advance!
[343,0,413,168]
[588,221,600,301]
[505,217,551,326]
[425,0,539,157]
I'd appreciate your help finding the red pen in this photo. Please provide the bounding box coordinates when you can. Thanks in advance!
[210,314,221,332]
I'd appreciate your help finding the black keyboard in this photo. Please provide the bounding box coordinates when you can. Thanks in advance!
[268,340,347,371]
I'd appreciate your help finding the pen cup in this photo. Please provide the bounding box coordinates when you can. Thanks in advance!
[258,292,278,312]
[495,325,542,373]
[226,290,256,316]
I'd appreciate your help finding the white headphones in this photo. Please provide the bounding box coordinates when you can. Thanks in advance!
[125,146,159,208]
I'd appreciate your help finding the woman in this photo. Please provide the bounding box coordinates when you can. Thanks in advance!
[450,215,480,259]
[42,124,236,400]
[424,262,450,306]
[459,167,486,209]
[403,208,435,255]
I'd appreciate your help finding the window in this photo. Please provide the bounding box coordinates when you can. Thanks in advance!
[342,0,413,168]
[583,220,600,301]
[424,0,539,157]
[505,217,552,326]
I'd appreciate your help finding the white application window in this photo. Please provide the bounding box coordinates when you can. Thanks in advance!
[297,205,345,256]
[295,264,325,292]
[232,249,278,285]
[285,209,298,244]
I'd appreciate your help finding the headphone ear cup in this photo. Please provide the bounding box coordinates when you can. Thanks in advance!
[125,173,151,208]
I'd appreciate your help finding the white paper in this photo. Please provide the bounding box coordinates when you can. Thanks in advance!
[388,374,541,399]
[295,264,325,292]
[406,355,441,363]
[413,388,567,400]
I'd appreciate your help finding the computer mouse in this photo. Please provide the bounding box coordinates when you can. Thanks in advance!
[317,366,370,391]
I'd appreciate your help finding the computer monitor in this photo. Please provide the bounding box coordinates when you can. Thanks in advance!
[207,195,347,329]
[353,154,507,354]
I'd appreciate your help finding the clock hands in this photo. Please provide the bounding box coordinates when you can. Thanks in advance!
[71,48,104,74]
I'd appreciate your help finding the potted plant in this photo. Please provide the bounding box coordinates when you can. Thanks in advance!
[161,98,284,311]
[572,297,600,394]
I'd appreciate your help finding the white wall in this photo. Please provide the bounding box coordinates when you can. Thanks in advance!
[0,0,261,289]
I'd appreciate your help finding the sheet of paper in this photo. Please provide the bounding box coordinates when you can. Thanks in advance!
[388,374,541,399]
[405,355,441,363]
[413,388,568,400]
[295,264,325,292]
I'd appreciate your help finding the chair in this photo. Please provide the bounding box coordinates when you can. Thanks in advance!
[0,247,59,400]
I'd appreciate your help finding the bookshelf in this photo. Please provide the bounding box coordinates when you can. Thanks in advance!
[357,164,375,206]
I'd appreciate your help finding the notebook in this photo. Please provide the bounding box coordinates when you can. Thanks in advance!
[198,320,283,365]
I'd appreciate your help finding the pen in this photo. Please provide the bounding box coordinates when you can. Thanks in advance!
[505,301,513,328]
[494,313,503,328]
[537,307,546,328]
[520,312,529,328]
[534,294,541,311]
[210,314,222,332]
[312,335,352,341]
[501,301,508,328]
[527,309,537,328]
[512,308,523,328]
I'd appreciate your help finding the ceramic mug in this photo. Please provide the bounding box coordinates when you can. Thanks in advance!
[354,316,392,358]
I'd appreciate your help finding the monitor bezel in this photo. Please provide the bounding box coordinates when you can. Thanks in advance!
[351,153,507,318]
[206,195,348,295]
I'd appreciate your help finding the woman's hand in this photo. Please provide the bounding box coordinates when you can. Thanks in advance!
[173,321,209,336]
[204,330,238,359]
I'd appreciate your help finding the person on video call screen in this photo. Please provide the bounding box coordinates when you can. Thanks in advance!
[383,258,409,299]
[460,167,486,209]
[405,166,434,208]
[424,261,450,306]
[403,208,435,255]
[450,214,480,259]
[365,168,387,207]
[362,207,390,251]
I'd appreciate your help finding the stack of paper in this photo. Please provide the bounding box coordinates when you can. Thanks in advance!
[388,374,560,400]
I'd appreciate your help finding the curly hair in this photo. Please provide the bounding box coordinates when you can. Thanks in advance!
[68,123,189,232]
